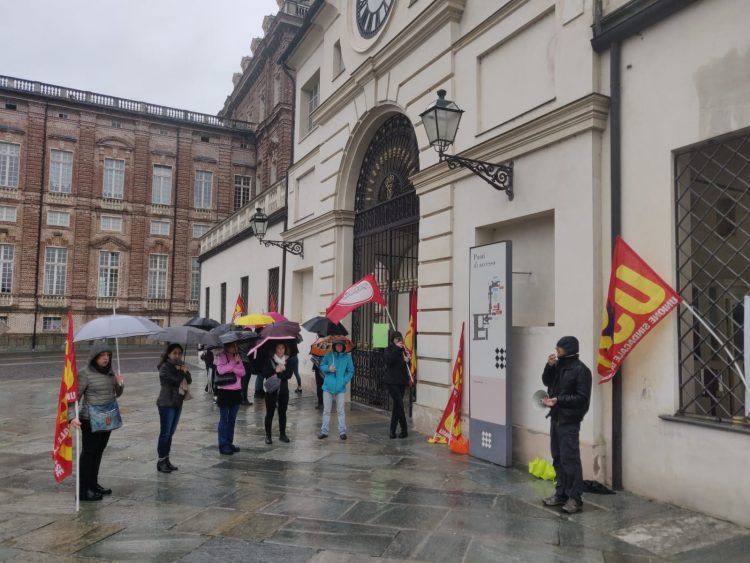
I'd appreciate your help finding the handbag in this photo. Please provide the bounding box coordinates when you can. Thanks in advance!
[88,400,122,432]
[213,369,237,387]
[264,374,281,393]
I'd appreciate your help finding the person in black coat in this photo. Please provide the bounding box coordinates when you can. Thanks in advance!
[541,336,592,514]
[261,342,294,444]
[156,343,192,473]
[383,331,411,439]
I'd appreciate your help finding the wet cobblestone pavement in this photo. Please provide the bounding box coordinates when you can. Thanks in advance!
[1,368,749,562]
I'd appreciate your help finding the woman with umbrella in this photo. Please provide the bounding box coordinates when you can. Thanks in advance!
[69,341,124,501]
[214,341,246,455]
[155,343,192,473]
[260,341,295,444]
[318,338,354,440]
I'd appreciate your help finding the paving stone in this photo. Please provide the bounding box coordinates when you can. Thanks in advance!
[439,508,560,545]
[370,504,449,530]
[411,531,471,563]
[0,513,56,542]
[262,494,356,519]
[75,529,209,561]
[465,537,606,563]
[390,485,498,509]
[222,512,290,540]
[338,501,394,524]
[379,529,431,560]
[182,537,315,563]
[667,533,750,563]
[3,519,123,556]
[76,499,202,531]
[267,528,395,556]
[172,507,248,535]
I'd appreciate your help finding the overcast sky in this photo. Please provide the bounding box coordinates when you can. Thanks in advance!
[0,0,281,115]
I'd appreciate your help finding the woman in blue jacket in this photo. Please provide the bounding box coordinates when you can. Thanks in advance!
[318,340,354,440]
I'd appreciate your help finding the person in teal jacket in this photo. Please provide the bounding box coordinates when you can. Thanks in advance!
[318,340,354,440]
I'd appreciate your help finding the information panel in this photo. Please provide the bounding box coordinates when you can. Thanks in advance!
[469,241,512,466]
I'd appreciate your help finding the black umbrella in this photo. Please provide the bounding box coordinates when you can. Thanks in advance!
[219,330,260,346]
[260,320,301,339]
[209,323,237,337]
[301,316,348,337]
[184,317,220,331]
[151,326,220,347]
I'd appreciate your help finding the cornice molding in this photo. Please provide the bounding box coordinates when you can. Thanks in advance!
[47,134,77,143]
[412,93,610,195]
[96,137,134,150]
[283,209,354,240]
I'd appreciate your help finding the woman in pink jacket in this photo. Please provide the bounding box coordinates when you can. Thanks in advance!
[214,342,245,455]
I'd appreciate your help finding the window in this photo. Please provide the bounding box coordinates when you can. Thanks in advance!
[43,316,62,331]
[47,211,71,227]
[43,247,68,296]
[194,170,213,209]
[150,220,170,236]
[149,318,164,327]
[50,150,73,193]
[0,205,16,222]
[111,120,121,128]
[5,103,16,111]
[333,40,345,77]
[148,254,168,299]
[0,142,20,188]
[159,129,169,136]
[103,158,125,199]
[234,175,252,210]
[0,244,14,294]
[200,136,210,143]
[240,275,249,309]
[191,258,200,302]
[101,215,123,232]
[268,267,279,312]
[58,112,68,119]
[98,251,119,298]
[192,223,210,239]
[205,287,210,318]
[220,282,227,324]
[152,165,172,205]
[674,129,750,423]
[301,73,320,135]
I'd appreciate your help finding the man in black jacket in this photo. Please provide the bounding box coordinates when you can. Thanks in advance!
[541,336,592,514]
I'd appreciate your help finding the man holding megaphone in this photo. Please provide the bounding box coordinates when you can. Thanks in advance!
[540,336,592,514]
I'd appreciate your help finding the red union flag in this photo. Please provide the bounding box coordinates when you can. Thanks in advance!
[597,237,682,383]
[53,310,79,482]
[232,294,246,322]
[428,323,465,444]
[326,273,385,324]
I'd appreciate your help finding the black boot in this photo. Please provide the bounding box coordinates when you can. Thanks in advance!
[265,435,272,445]
[165,458,178,471]
[93,484,112,495]
[79,489,103,501]
[157,459,172,473]
[279,434,290,443]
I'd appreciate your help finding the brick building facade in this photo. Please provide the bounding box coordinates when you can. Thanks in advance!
[0,77,254,348]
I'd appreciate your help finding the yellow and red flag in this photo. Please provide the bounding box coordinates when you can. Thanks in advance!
[597,237,682,383]
[428,322,465,444]
[53,310,79,482]
[403,289,417,385]
[231,294,246,323]
[268,291,277,313]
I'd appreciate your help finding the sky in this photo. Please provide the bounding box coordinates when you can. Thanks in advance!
[0,0,281,115]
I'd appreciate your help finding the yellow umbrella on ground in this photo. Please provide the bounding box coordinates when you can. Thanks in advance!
[235,313,275,327]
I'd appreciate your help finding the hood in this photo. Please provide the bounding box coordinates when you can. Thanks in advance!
[88,340,113,366]
[556,335,579,356]
[389,331,404,346]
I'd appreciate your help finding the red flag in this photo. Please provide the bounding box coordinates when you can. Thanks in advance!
[326,273,385,324]
[428,323,465,444]
[597,237,682,383]
[403,289,417,385]
[53,311,79,482]
[231,294,246,322]
[268,291,277,313]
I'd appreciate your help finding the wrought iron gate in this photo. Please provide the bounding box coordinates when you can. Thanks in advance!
[350,114,419,410]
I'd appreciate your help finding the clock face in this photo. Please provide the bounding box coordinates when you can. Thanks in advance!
[356,0,394,39]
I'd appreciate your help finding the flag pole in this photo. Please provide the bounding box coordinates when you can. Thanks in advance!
[75,401,80,513]
[681,301,747,390]
[383,305,415,383]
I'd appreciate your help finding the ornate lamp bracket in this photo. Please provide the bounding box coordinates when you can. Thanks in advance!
[258,238,304,257]
[442,152,514,200]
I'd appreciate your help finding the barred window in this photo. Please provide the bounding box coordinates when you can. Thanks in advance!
[268,267,279,312]
[98,251,120,298]
[0,142,20,188]
[191,258,200,302]
[103,158,125,199]
[150,220,170,236]
[148,254,168,299]
[0,244,14,294]
[47,211,70,227]
[675,129,750,423]
[152,164,172,205]
[234,175,252,211]
[43,247,68,296]
[0,205,17,222]
[50,149,73,193]
[194,170,213,209]
[101,215,123,232]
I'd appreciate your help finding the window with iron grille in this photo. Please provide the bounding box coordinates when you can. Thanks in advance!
[205,287,210,318]
[98,251,120,298]
[220,282,227,324]
[194,170,213,209]
[43,247,68,295]
[50,149,73,193]
[191,258,200,302]
[0,244,14,294]
[152,164,172,205]
[268,267,279,312]
[675,129,749,423]
[148,254,168,299]
[0,142,20,188]
[240,276,249,309]
[103,158,125,199]
[234,175,252,210]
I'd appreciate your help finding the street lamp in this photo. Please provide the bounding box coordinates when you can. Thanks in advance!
[420,89,514,199]
[250,207,304,257]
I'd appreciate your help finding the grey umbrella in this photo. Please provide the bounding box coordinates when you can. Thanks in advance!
[151,326,220,347]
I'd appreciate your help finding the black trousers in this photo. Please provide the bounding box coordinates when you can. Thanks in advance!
[240,363,251,402]
[314,368,324,406]
[550,419,584,502]
[80,419,111,492]
[386,384,407,434]
[265,391,289,437]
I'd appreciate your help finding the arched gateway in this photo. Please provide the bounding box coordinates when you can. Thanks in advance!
[350,114,420,409]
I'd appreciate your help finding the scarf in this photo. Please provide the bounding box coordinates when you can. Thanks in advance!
[273,354,288,368]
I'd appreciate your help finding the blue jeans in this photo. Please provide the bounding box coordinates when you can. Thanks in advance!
[321,391,346,435]
[157,406,182,459]
[218,404,240,451]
